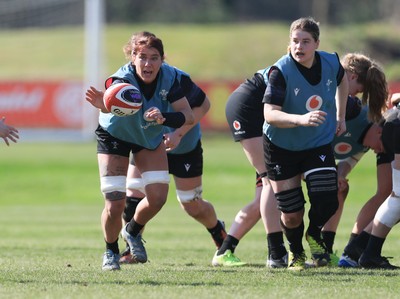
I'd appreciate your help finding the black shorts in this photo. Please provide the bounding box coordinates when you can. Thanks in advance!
[167,140,203,178]
[225,91,264,142]
[263,135,336,181]
[377,151,394,165]
[95,125,145,156]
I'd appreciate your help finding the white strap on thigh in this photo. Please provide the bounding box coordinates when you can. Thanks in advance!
[141,170,170,186]
[100,175,126,193]
[126,177,145,194]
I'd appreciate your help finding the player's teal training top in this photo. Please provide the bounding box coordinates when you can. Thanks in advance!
[333,96,370,160]
[99,62,184,150]
[263,51,340,151]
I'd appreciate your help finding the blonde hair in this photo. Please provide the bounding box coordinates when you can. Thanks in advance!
[341,53,388,123]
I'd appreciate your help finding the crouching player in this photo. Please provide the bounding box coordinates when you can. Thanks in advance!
[120,75,227,264]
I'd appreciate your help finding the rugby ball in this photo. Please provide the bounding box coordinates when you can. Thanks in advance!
[103,83,142,117]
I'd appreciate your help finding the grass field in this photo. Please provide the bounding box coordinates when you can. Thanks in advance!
[1,20,400,299]
[1,22,400,81]
[1,134,399,299]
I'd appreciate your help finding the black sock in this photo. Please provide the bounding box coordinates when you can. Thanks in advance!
[127,220,145,237]
[267,231,287,259]
[281,219,304,254]
[321,231,336,253]
[123,196,143,222]
[106,239,119,254]
[343,233,358,252]
[364,235,385,257]
[356,231,371,250]
[217,234,239,255]
[306,223,322,242]
[344,231,370,259]
[207,220,226,249]
[348,233,358,244]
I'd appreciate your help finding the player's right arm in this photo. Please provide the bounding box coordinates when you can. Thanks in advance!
[85,86,108,113]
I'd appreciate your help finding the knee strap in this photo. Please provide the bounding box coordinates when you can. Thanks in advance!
[176,186,203,203]
[375,195,400,228]
[275,187,305,213]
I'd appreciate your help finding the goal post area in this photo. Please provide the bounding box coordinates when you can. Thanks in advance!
[0,0,104,142]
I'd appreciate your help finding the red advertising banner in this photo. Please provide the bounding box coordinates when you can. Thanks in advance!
[0,81,84,129]
[0,80,399,130]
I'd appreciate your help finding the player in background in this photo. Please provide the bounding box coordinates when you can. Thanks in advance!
[356,103,400,269]
[212,68,287,268]
[212,53,388,268]
[85,31,194,271]
[0,117,19,146]
[336,93,399,268]
[119,75,227,264]
[318,53,390,266]
[263,17,348,270]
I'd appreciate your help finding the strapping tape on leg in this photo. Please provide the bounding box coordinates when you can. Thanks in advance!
[100,175,126,193]
[141,170,170,186]
[375,195,400,228]
[176,186,203,203]
[126,177,145,194]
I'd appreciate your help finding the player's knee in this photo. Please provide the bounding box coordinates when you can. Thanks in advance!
[281,211,303,228]
[276,187,305,227]
[104,200,125,219]
[375,195,400,228]
[176,186,203,203]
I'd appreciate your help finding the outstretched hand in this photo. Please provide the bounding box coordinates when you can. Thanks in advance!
[0,117,19,146]
[85,86,107,112]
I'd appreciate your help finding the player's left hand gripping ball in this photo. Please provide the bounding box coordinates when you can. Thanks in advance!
[103,83,142,116]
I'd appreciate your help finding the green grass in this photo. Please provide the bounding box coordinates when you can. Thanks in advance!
[0,134,399,299]
[1,21,400,81]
